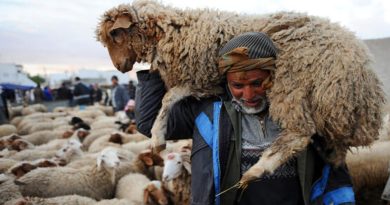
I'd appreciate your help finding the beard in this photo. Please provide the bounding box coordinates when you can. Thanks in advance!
[231,95,268,114]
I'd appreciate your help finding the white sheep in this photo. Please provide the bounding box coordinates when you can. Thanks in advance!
[162,151,191,205]
[70,109,106,119]
[0,174,23,205]
[0,158,19,173]
[116,173,169,205]
[0,124,17,137]
[10,116,23,127]
[66,146,133,169]
[15,147,132,200]
[5,195,139,205]
[21,130,66,145]
[91,116,120,130]
[82,128,118,149]
[88,133,123,153]
[85,104,115,116]
[8,158,59,179]
[6,195,97,205]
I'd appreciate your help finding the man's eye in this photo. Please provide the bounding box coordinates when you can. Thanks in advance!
[251,81,262,87]
[231,84,243,89]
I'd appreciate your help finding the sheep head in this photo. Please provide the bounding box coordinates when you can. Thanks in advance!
[11,139,33,151]
[55,139,83,163]
[97,148,121,184]
[97,147,120,171]
[144,180,169,205]
[162,152,191,181]
[96,1,169,73]
[96,5,141,73]
[109,133,124,144]
[11,163,37,179]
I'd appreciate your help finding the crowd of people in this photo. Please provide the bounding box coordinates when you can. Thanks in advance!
[0,76,137,124]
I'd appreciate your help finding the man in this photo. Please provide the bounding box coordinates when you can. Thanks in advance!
[128,80,136,100]
[0,86,9,124]
[73,77,91,106]
[33,84,44,103]
[136,32,355,205]
[110,75,130,112]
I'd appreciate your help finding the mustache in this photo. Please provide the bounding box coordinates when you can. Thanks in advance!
[239,95,265,103]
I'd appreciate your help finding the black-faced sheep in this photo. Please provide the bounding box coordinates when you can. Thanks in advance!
[96,0,385,187]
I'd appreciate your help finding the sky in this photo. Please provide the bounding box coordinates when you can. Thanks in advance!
[0,0,389,76]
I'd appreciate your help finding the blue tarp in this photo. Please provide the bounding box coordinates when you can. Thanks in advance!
[0,83,34,90]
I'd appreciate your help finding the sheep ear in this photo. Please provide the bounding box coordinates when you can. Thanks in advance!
[182,155,191,174]
[183,161,191,174]
[96,157,102,171]
[141,154,154,166]
[110,15,132,32]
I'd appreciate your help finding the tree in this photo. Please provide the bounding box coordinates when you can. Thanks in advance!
[28,74,45,85]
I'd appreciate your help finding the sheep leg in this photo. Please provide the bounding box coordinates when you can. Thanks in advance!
[239,131,311,189]
[151,85,192,153]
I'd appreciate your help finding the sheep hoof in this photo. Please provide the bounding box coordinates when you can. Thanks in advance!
[152,144,166,154]
[238,166,265,189]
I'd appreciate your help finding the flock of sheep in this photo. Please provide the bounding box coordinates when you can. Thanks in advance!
[0,104,192,205]
[0,102,389,205]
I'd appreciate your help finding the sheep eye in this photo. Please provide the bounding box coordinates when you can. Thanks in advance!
[177,161,181,164]
[110,29,125,44]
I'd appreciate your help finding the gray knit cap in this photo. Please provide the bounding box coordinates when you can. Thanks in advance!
[219,32,277,58]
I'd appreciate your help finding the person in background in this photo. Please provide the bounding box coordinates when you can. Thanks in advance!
[125,99,136,123]
[110,75,130,112]
[128,80,136,100]
[43,86,53,101]
[33,84,44,103]
[57,83,72,100]
[0,86,9,124]
[73,77,91,106]
[93,84,103,104]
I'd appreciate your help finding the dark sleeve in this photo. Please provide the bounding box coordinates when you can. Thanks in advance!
[135,70,167,137]
[165,96,205,140]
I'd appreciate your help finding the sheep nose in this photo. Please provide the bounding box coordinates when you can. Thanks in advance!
[163,176,168,181]
[159,199,168,205]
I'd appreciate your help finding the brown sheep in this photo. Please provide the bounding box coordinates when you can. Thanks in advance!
[96,0,385,187]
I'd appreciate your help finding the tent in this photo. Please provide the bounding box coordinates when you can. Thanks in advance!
[0,63,36,90]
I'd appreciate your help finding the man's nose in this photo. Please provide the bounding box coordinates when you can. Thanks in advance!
[242,86,255,100]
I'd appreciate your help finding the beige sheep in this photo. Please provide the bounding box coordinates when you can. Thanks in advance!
[162,151,191,205]
[6,195,97,205]
[0,174,23,205]
[346,141,390,204]
[82,128,118,149]
[0,124,17,137]
[15,147,133,200]
[116,173,169,205]
[96,0,385,187]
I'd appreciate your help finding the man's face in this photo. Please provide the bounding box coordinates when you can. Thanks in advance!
[111,78,118,86]
[227,69,270,112]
